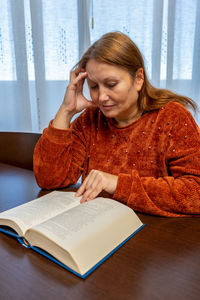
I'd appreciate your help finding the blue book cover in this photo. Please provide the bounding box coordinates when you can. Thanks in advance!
[0,192,145,278]
[0,224,145,278]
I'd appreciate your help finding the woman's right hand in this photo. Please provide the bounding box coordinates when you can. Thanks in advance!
[63,67,95,115]
[52,67,95,129]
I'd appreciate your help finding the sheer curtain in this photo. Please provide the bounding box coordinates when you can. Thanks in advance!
[0,0,199,132]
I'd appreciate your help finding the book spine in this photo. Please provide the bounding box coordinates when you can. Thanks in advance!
[0,228,31,248]
[17,237,31,248]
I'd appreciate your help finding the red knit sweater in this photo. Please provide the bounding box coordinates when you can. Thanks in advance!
[33,102,200,217]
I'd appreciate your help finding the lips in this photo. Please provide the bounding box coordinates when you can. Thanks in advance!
[102,104,115,110]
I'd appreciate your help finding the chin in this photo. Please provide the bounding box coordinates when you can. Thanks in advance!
[100,107,117,118]
[101,110,117,119]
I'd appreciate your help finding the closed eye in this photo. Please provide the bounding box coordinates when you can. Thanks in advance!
[106,82,118,88]
[90,82,117,89]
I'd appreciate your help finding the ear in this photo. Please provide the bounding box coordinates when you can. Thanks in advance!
[135,68,144,92]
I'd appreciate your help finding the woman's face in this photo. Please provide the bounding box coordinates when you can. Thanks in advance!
[86,59,144,126]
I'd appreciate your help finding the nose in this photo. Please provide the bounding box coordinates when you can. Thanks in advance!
[98,86,109,102]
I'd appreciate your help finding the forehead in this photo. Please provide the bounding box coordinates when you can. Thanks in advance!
[86,59,129,81]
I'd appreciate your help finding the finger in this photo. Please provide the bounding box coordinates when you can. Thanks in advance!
[71,73,87,94]
[69,71,87,90]
[80,176,102,203]
[80,183,102,203]
[76,75,86,93]
[81,183,103,203]
[72,71,87,85]
[70,67,81,81]
[70,69,87,83]
[84,170,99,190]
[76,183,86,197]
[75,172,92,197]
[76,170,97,197]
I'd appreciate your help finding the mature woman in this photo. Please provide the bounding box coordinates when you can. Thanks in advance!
[34,32,200,217]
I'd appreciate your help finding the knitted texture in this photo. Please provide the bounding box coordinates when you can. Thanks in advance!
[33,102,200,217]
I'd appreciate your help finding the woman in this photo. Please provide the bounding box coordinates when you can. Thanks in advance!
[34,32,200,217]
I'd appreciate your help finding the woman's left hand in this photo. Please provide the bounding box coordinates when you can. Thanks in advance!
[75,170,118,203]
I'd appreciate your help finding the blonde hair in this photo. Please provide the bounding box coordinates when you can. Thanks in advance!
[77,31,197,112]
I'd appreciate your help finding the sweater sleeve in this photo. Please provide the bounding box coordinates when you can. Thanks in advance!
[113,106,200,217]
[33,112,89,189]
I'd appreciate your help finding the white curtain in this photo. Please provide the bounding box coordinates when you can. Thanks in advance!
[0,0,199,132]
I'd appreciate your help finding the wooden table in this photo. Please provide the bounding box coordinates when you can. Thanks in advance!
[0,163,200,300]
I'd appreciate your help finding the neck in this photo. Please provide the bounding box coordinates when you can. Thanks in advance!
[114,109,143,127]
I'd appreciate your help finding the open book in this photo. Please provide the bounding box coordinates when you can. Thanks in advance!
[0,191,144,278]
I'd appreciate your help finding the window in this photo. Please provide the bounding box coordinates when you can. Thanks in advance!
[0,0,199,132]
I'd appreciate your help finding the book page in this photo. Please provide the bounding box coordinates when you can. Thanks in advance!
[0,192,81,236]
[25,197,143,275]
